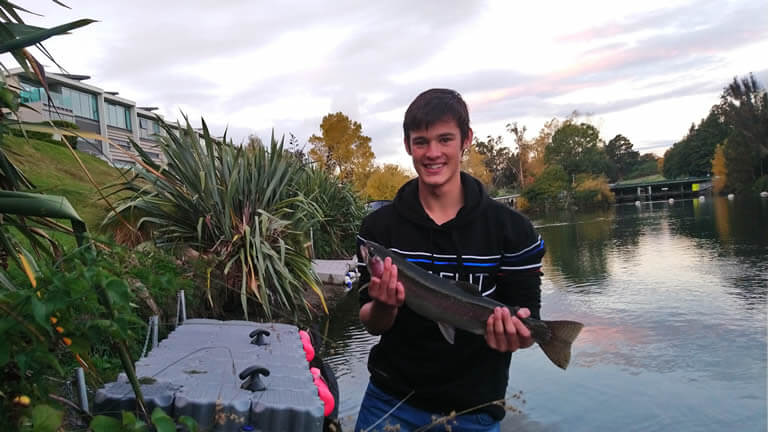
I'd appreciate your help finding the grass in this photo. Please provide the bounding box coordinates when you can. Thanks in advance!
[1,135,127,231]
[615,174,665,185]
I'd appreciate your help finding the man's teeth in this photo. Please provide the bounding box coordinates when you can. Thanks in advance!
[426,164,443,169]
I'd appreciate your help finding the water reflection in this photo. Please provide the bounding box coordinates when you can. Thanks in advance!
[322,196,767,431]
[536,211,615,290]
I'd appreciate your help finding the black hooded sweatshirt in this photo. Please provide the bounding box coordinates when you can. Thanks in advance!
[356,172,545,421]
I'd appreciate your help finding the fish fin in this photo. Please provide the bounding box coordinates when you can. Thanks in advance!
[454,280,481,296]
[538,320,584,370]
[437,321,456,344]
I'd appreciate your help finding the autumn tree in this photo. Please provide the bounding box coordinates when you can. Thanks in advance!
[527,118,561,180]
[507,122,533,188]
[461,143,493,186]
[711,142,728,193]
[308,112,374,191]
[364,164,412,200]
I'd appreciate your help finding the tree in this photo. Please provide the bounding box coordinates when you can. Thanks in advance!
[719,73,768,188]
[711,142,728,193]
[506,122,532,188]
[364,164,412,200]
[626,153,660,179]
[545,122,609,179]
[522,164,569,209]
[662,111,729,178]
[527,118,561,181]
[473,135,516,191]
[308,112,374,191]
[605,134,640,181]
[461,143,493,186]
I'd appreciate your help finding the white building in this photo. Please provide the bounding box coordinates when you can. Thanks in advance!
[6,68,185,167]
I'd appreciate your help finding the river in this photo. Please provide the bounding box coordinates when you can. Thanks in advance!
[318,195,768,431]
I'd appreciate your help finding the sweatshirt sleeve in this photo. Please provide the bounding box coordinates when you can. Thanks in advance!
[495,214,545,319]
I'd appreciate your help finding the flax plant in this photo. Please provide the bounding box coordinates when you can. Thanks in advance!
[299,165,366,259]
[104,119,328,320]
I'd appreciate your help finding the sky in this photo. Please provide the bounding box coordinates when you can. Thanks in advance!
[11,0,768,167]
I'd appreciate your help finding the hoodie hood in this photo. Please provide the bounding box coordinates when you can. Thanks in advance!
[392,171,489,229]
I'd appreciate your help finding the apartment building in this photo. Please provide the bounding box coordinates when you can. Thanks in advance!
[6,68,177,167]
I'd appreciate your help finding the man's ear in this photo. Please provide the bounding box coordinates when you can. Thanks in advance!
[404,137,412,155]
[462,128,474,153]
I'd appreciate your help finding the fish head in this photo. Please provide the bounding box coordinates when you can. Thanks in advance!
[360,240,386,278]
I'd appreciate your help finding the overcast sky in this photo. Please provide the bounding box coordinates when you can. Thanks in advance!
[13,0,768,167]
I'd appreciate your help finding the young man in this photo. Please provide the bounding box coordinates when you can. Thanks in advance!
[355,89,545,432]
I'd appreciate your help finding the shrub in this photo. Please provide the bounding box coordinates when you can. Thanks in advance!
[50,119,80,150]
[300,166,366,259]
[753,175,768,193]
[0,248,143,430]
[523,164,569,210]
[104,120,331,321]
[573,174,615,207]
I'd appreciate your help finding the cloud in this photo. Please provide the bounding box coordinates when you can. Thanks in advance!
[16,0,767,165]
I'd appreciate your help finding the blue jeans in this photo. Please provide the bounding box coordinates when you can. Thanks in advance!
[355,382,500,432]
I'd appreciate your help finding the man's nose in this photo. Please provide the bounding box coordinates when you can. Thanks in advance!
[425,141,441,157]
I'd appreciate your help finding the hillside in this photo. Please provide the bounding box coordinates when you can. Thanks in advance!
[1,135,127,231]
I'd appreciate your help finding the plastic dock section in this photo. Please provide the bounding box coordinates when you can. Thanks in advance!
[94,319,325,431]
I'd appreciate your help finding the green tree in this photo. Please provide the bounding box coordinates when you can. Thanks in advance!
[473,135,517,191]
[545,122,609,179]
[662,111,730,178]
[522,164,569,210]
[626,153,660,179]
[308,112,374,191]
[604,134,639,181]
[719,74,768,190]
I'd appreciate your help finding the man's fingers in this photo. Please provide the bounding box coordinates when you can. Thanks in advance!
[502,308,519,352]
[379,258,392,293]
[511,315,531,340]
[395,282,405,306]
[485,314,498,350]
[388,264,398,293]
[493,308,507,351]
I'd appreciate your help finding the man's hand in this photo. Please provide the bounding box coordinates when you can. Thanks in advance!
[368,256,405,308]
[485,307,534,352]
[359,257,405,334]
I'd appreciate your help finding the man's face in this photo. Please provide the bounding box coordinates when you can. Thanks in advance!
[405,118,472,190]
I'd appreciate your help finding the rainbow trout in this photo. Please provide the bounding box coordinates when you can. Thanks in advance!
[360,240,584,370]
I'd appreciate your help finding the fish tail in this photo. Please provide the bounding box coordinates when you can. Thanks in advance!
[538,320,584,370]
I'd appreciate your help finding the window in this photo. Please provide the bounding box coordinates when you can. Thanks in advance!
[111,138,131,150]
[60,87,98,120]
[139,118,148,129]
[145,151,160,160]
[106,103,131,130]
[19,82,44,103]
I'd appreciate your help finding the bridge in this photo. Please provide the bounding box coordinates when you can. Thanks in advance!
[610,176,712,203]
